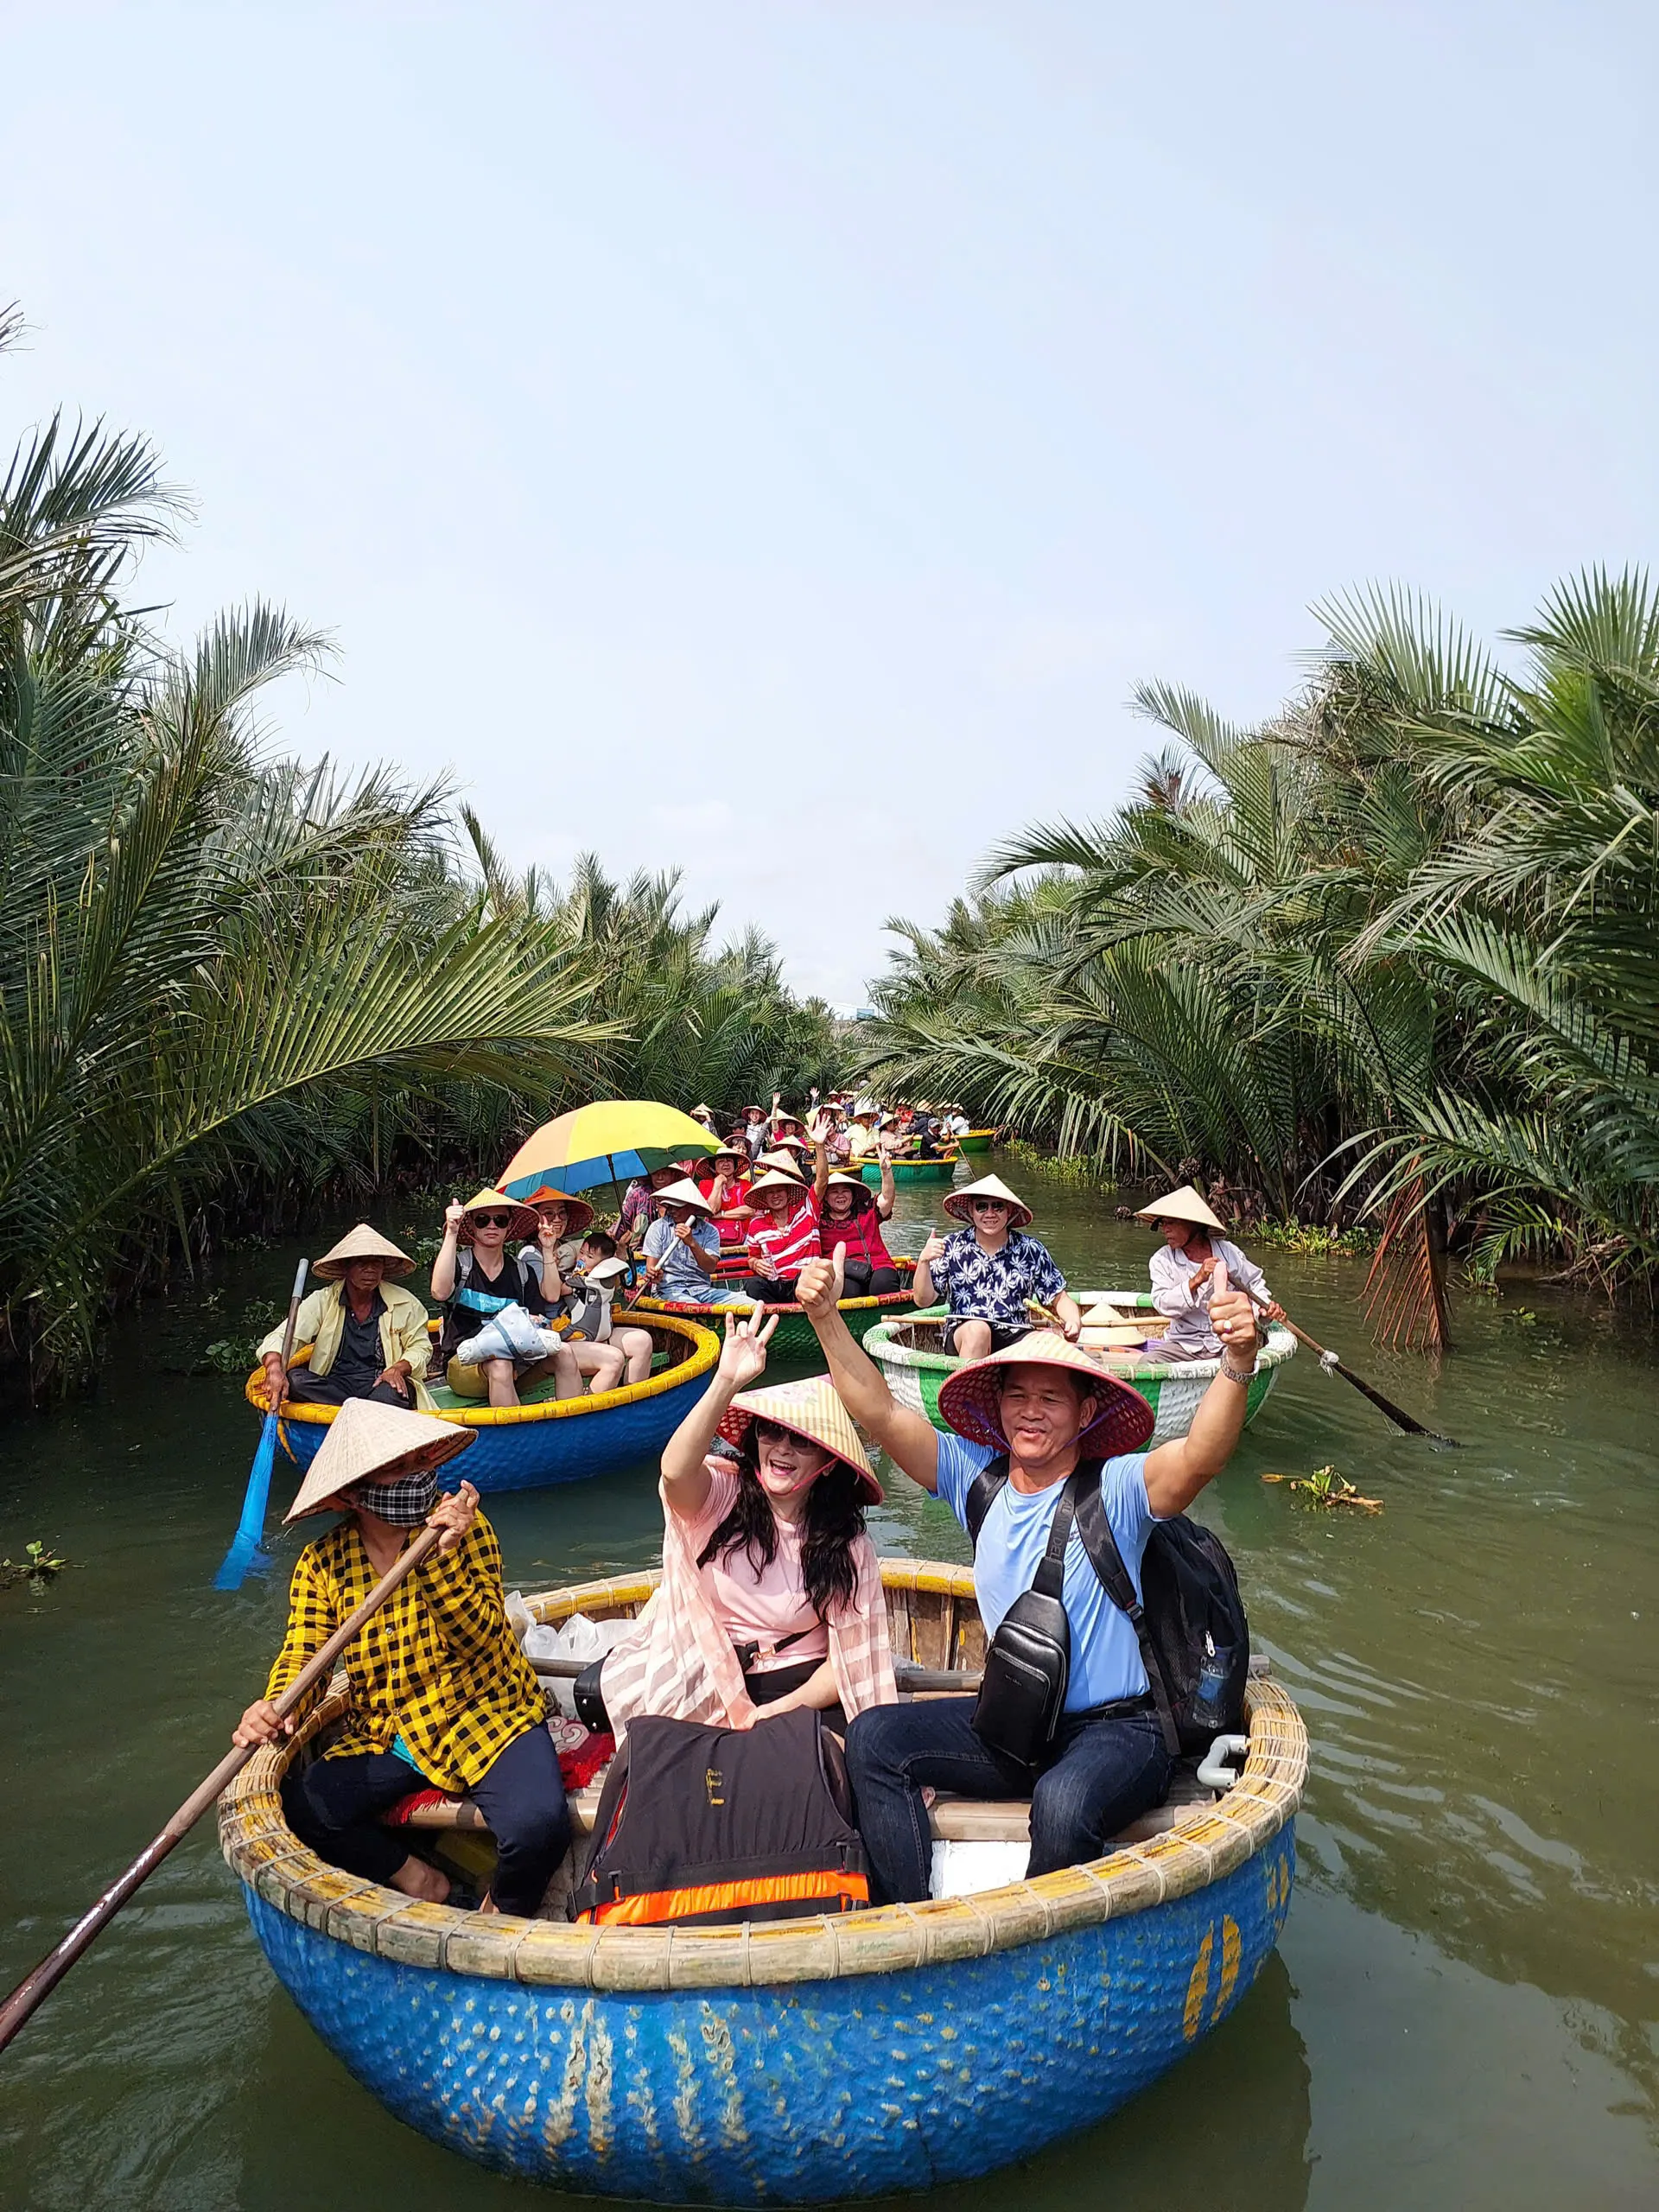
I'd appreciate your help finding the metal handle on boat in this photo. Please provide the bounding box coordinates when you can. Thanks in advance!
[1195,1733,1250,1791]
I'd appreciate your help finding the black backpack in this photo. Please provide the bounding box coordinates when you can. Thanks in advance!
[965,1456,1249,1757]
[574,1710,868,1926]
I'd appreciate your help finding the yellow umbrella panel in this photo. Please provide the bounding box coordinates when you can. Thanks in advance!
[499,1101,719,1201]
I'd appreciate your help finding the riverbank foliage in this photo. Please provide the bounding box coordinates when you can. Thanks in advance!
[0,312,837,1390]
[860,573,1659,1300]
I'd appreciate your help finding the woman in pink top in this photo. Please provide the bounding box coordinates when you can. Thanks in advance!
[596,1312,897,1737]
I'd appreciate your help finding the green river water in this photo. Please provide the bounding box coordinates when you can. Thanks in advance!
[1,1160,1655,2209]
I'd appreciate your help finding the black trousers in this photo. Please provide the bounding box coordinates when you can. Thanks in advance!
[282,1722,571,1916]
[741,1273,803,1303]
[839,1259,902,1299]
[285,1368,410,1408]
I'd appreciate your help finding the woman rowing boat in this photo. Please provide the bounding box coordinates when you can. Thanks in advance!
[232,1398,568,1913]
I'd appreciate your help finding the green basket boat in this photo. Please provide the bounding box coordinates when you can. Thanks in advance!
[952,1128,998,1154]
[866,1297,1296,1442]
[860,1156,958,1185]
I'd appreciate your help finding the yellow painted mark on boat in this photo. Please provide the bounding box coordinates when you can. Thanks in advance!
[1213,1916,1241,2022]
[667,2026,703,2152]
[1183,1927,1214,2042]
[542,2000,589,2150]
[585,2012,614,2162]
[700,2008,747,2149]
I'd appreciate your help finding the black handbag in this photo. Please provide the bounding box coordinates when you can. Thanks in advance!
[970,1475,1080,1768]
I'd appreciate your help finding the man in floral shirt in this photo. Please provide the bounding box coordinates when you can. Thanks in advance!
[911,1174,1083,1360]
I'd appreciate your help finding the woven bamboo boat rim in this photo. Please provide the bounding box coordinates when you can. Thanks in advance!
[869,1309,1300,1383]
[219,1559,1306,1993]
[631,1285,917,1321]
[242,1312,721,1431]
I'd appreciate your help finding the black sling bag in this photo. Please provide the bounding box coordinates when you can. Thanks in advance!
[969,1471,1083,1769]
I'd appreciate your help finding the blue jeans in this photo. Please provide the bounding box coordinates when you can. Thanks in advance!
[846,1695,1172,1904]
[282,1722,570,1916]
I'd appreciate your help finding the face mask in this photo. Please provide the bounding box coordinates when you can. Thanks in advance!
[349,1465,441,1526]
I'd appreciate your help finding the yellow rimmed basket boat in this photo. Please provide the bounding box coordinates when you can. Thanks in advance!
[221,1559,1305,2202]
[243,1313,719,1494]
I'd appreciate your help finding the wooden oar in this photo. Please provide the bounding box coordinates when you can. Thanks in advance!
[1243,1286,1459,1448]
[213,1256,308,1591]
[0,1523,443,2056]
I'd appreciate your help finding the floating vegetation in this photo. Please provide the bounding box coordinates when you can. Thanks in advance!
[1249,1221,1377,1258]
[1262,1465,1383,1514]
[2,1540,74,1591]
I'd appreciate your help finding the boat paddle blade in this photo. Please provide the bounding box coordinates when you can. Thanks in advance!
[213,1413,280,1591]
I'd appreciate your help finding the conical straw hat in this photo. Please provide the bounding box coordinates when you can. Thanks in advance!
[652,1175,715,1216]
[522,1187,596,1235]
[746,1170,808,1205]
[942,1173,1033,1231]
[822,1172,874,1213]
[1133,1183,1224,1231]
[718,1375,883,1504]
[457,1187,540,1243]
[753,1150,806,1182]
[936,1330,1154,1457]
[313,1224,416,1281]
[283,1397,474,1522]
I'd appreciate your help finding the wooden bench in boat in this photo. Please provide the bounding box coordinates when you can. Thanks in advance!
[397,1764,1220,1849]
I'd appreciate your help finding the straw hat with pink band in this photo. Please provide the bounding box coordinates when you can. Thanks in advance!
[717,1376,884,1505]
[936,1329,1155,1459]
[523,1186,595,1236]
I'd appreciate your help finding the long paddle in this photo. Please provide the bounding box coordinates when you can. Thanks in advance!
[214,1256,308,1591]
[1241,1285,1459,1448]
[0,1522,443,2056]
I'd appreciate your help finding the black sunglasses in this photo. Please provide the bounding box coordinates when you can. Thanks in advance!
[473,1211,514,1229]
[969,1198,1009,1212]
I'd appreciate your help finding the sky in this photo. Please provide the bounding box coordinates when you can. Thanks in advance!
[3,2,1656,1007]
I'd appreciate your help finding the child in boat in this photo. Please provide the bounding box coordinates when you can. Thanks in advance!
[1135,1185,1284,1361]
[231,1399,569,1915]
[641,1178,723,1306]
[430,1189,583,1407]
[590,1308,897,1739]
[518,1206,657,1389]
[740,1170,822,1303]
[794,1249,1264,1903]
[912,1174,1082,1360]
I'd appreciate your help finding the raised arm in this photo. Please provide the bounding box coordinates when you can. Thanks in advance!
[912,1226,948,1312]
[659,1309,778,1520]
[430,1199,466,1300]
[797,1248,940,1492]
[874,1142,896,1221]
[1142,1268,1256,1516]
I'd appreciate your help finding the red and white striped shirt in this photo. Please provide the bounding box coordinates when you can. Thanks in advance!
[745,1199,821,1276]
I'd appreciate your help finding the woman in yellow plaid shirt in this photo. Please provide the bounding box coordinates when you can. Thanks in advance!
[232,1399,568,1916]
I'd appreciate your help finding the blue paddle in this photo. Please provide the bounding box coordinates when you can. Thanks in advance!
[214,1258,308,1590]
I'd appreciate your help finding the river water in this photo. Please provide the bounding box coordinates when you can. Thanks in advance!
[1,1160,1655,2209]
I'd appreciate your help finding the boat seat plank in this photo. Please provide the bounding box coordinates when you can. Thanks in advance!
[400,1768,1219,1847]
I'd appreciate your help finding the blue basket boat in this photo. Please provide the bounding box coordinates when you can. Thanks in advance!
[219,1560,1306,2202]
[242,1313,719,1494]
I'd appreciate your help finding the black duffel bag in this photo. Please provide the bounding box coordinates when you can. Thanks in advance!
[574,1708,868,1927]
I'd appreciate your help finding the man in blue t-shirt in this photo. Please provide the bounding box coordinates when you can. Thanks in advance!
[796,1243,1266,1902]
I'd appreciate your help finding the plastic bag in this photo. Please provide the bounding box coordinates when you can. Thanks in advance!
[523,1611,632,1715]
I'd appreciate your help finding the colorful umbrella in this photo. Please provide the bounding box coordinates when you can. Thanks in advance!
[499,1100,719,1202]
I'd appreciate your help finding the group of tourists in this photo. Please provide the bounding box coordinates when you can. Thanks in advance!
[238,1090,1286,1922]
